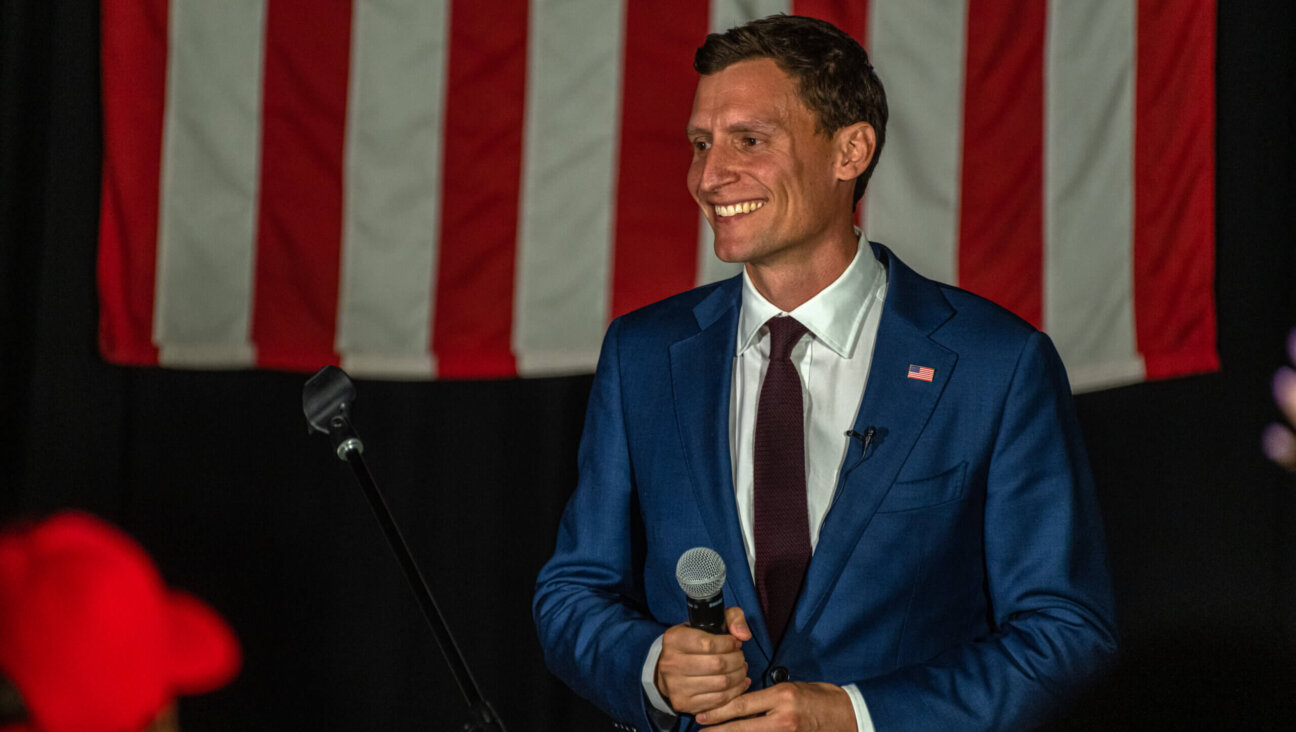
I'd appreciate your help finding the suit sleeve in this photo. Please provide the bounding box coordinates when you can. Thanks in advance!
[855,330,1119,730]
[533,317,672,728]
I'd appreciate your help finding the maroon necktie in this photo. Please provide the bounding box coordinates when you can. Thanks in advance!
[753,315,810,647]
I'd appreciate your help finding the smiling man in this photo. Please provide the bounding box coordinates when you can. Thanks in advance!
[535,15,1117,732]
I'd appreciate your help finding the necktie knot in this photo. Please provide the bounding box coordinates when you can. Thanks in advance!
[765,316,808,360]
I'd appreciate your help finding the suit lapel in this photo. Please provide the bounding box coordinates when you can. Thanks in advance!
[793,246,958,633]
[669,277,774,658]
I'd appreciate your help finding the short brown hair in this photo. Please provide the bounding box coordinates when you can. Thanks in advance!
[694,14,888,205]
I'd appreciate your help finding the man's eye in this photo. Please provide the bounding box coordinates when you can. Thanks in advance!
[693,140,710,152]
[742,137,760,147]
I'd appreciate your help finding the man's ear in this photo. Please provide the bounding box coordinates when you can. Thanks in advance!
[835,122,876,182]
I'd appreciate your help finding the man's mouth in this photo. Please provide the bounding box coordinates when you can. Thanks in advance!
[714,200,765,218]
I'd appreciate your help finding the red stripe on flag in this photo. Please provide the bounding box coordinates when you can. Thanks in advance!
[97,0,168,365]
[1134,0,1218,378]
[793,1,872,230]
[958,0,1045,329]
[610,1,710,318]
[432,0,527,378]
[251,0,353,371]
[793,0,870,42]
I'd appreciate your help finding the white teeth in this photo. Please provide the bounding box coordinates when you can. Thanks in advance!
[715,201,764,217]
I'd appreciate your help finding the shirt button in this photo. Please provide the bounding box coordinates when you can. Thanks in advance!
[770,666,790,684]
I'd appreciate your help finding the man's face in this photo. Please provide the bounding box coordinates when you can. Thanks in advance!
[686,58,851,270]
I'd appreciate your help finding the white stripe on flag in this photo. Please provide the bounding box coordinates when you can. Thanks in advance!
[1045,0,1142,389]
[694,0,789,287]
[696,213,744,287]
[710,0,788,31]
[514,0,626,376]
[864,0,967,286]
[154,0,265,368]
[337,0,449,379]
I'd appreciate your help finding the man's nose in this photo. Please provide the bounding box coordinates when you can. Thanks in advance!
[699,144,739,191]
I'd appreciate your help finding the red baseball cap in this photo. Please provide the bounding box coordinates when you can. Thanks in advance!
[0,512,240,732]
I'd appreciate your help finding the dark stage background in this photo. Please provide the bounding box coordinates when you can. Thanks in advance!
[3,2,1296,729]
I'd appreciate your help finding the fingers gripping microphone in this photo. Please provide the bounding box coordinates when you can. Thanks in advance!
[676,547,727,634]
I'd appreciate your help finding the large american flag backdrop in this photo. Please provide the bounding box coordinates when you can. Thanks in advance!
[98,0,1217,391]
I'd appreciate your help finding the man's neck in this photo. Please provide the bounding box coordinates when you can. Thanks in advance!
[744,230,858,312]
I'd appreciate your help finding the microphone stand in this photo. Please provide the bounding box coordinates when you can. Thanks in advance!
[303,366,506,732]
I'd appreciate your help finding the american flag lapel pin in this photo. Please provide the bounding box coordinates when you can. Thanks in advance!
[907,364,935,382]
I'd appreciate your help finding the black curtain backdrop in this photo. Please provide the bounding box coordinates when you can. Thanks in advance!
[3,2,1295,729]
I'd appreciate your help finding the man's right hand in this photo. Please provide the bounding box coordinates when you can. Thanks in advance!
[654,606,753,715]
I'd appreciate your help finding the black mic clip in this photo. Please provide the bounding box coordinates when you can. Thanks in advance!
[303,365,364,462]
[845,426,878,458]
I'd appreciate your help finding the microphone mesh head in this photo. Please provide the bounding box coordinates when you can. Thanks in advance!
[675,547,726,600]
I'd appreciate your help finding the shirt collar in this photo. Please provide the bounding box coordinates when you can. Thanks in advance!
[736,233,886,358]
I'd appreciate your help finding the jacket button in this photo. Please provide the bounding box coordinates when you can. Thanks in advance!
[770,666,790,683]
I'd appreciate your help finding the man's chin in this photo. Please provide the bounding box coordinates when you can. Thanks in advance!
[711,236,753,265]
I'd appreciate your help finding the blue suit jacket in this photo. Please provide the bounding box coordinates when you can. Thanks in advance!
[534,243,1117,731]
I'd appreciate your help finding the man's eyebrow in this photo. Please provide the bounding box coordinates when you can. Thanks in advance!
[725,119,781,134]
[686,119,783,138]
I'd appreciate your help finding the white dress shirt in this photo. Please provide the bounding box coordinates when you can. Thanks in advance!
[643,236,888,731]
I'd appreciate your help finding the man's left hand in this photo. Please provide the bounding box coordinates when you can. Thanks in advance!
[693,681,855,730]
[1264,329,1296,471]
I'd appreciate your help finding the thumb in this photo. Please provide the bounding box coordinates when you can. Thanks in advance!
[726,605,753,641]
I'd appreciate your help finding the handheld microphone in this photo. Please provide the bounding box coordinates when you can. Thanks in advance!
[675,547,727,634]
